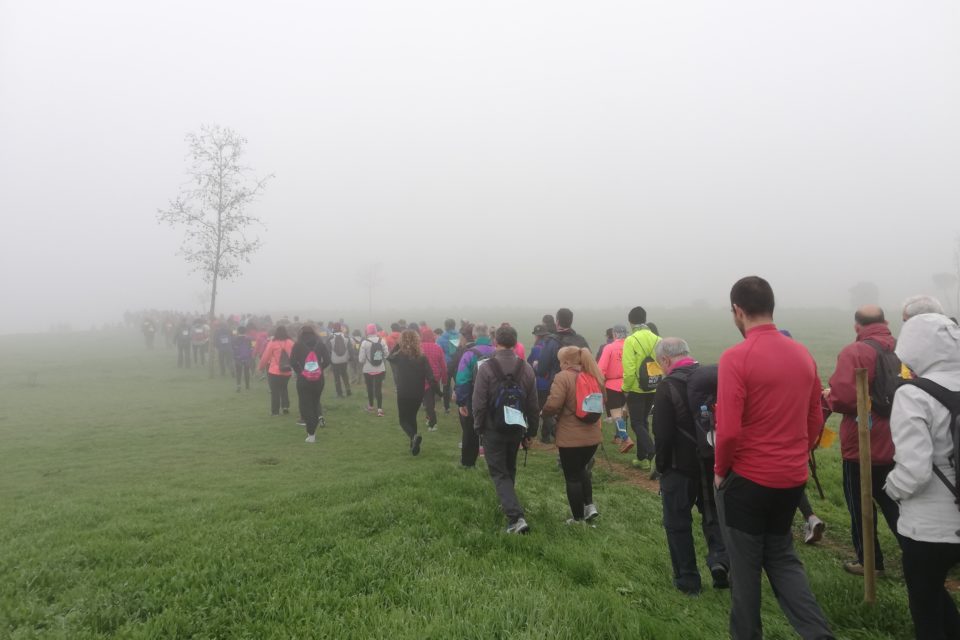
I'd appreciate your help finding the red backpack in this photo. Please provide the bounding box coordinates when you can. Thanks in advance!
[301,343,323,382]
[574,371,603,424]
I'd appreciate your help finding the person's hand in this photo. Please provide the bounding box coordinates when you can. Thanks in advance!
[458,406,469,417]
[714,474,725,489]
[521,437,532,450]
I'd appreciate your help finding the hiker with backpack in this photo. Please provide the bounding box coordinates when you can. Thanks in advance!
[472,325,540,534]
[456,323,496,467]
[387,330,442,456]
[290,325,331,442]
[541,346,604,525]
[258,325,295,416]
[437,319,461,414]
[822,305,903,577]
[358,323,387,417]
[231,325,255,391]
[884,312,960,640]
[419,327,447,432]
[622,306,662,476]
[328,323,352,398]
[650,338,729,595]
[597,324,634,453]
[536,308,590,444]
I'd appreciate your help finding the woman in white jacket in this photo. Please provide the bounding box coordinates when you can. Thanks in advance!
[885,312,960,640]
[358,323,388,417]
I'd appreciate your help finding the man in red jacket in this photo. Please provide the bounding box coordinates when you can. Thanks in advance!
[823,305,901,576]
[714,276,833,640]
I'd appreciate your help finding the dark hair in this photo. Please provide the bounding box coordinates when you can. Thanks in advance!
[408,322,419,332]
[605,328,614,340]
[495,325,518,348]
[854,308,885,326]
[556,308,573,329]
[628,306,646,325]
[434,327,443,336]
[730,276,775,317]
[647,322,659,336]
[274,325,289,340]
[237,325,247,335]
[444,318,455,330]
[390,323,400,332]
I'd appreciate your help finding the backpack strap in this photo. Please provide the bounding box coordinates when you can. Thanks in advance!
[900,378,960,500]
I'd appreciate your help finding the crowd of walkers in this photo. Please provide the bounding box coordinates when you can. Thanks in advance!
[132,281,960,640]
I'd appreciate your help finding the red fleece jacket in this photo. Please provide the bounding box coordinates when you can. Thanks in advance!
[715,324,823,488]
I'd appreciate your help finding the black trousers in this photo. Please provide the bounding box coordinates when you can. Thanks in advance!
[397,395,422,441]
[364,373,384,409]
[235,360,251,388]
[460,412,480,467]
[192,343,206,365]
[332,362,351,396]
[483,428,525,523]
[841,460,901,569]
[660,468,728,593]
[268,373,291,415]
[717,472,833,640]
[901,535,960,640]
[218,349,229,376]
[626,392,656,460]
[422,388,438,427]
[558,445,598,520]
[297,377,324,435]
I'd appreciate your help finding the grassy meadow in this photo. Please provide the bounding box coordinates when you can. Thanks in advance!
[0,309,926,638]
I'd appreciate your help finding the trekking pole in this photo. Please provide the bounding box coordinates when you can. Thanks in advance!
[856,368,876,604]
[598,440,614,471]
[809,451,826,500]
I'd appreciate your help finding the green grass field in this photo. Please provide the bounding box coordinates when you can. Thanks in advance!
[0,311,928,638]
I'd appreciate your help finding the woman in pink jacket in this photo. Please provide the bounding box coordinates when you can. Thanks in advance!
[597,325,633,453]
[258,325,295,416]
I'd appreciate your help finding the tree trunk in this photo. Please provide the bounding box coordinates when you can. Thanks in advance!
[208,273,218,379]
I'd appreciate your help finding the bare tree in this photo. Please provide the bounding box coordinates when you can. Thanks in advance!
[357,262,383,318]
[158,124,272,377]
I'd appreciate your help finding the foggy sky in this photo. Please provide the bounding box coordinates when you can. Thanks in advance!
[1,1,958,333]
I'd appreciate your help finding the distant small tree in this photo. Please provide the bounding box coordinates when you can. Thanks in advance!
[848,281,880,308]
[357,262,383,318]
[158,124,272,377]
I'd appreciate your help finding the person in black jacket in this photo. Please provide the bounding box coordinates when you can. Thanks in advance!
[388,329,441,456]
[536,308,589,443]
[289,325,332,443]
[652,337,728,595]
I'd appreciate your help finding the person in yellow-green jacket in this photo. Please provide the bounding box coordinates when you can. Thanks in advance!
[622,306,662,476]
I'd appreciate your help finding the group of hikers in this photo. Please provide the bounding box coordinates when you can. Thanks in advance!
[136,279,960,640]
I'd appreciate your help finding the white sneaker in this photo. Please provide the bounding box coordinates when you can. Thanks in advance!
[428,426,438,432]
[804,515,825,544]
[305,434,316,443]
[584,504,599,521]
[506,518,530,534]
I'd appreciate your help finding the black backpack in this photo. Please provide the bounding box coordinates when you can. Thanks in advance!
[685,364,719,458]
[333,334,347,357]
[367,339,385,366]
[863,340,903,418]
[488,357,527,431]
[900,378,960,521]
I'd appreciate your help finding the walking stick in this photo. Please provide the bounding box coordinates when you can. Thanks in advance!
[809,451,826,499]
[856,368,876,604]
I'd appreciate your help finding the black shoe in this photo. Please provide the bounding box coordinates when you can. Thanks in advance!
[282,408,289,415]
[411,434,423,456]
[711,564,729,589]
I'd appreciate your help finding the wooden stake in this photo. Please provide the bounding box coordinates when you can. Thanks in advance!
[856,368,876,604]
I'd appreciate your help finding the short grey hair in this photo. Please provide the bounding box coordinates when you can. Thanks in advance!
[654,337,690,361]
[474,323,489,337]
[902,295,944,320]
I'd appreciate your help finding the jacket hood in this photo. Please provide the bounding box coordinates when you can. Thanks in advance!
[420,328,436,343]
[896,313,960,376]
[559,345,586,369]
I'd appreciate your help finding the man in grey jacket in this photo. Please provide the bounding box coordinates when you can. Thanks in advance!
[472,325,541,534]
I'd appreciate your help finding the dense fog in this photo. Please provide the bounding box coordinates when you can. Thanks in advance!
[1,1,958,333]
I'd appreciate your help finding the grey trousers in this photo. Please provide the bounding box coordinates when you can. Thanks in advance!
[483,428,525,523]
[716,472,833,640]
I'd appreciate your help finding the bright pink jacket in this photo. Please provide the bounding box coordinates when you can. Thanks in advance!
[597,339,625,391]
[259,339,294,376]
